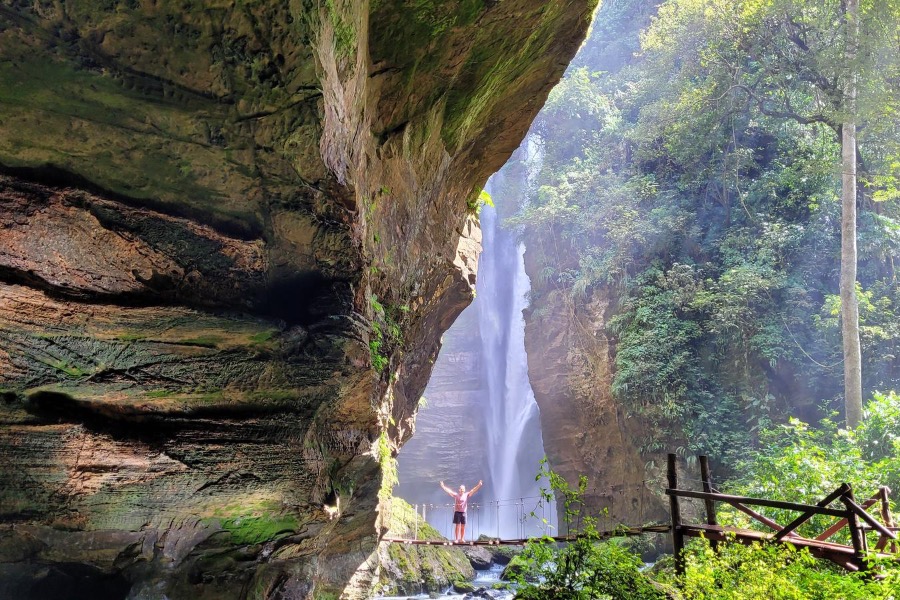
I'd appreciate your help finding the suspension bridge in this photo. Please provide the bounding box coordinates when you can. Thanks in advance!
[382,524,672,546]
[383,454,899,574]
[384,480,666,545]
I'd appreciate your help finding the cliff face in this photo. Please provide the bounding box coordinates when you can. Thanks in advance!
[521,262,667,525]
[506,140,666,528]
[0,2,596,599]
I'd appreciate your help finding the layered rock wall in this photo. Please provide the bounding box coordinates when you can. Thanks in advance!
[0,1,596,598]
[522,268,667,525]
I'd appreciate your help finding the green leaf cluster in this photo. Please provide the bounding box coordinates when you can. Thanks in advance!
[721,391,900,540]
[520,459,900,598]
[510,461,668,600]
[671,537,900,599]
[369,294,404,373]
[508,0,900,461]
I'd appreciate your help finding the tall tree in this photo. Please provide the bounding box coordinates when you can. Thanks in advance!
[840,0,863,426]
[641,0,900,426]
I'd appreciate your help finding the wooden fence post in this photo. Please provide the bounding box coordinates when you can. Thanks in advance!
[878,486,897,553]
[841,484,868,572]
[667,453,685,578]
[699,455,718,551]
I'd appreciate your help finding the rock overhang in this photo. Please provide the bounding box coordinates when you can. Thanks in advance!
[0,1,597,597]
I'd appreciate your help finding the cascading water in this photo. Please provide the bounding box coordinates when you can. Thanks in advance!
[476,199,553,539]
[396,167,554,540]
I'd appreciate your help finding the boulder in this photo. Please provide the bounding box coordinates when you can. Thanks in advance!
[463,545,494,570]
[463,587,507,599]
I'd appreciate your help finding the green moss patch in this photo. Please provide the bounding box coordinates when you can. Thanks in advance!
[0,46,262,226]
[202,496,299,545]
[215,514,299,545]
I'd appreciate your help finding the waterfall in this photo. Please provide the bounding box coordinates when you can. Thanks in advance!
[476,201,551,539]
[396,169,554,540]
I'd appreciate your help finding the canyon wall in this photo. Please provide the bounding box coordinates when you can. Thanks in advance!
[0,1,596,598]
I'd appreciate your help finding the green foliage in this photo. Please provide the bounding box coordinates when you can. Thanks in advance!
[509,0,900,464]
[608,265,705,452]
[518,458,900,598]
[466,187,495,215]
[509,462,667,600]
[368,294,404,373]
[369,338,388,372]
[514,538,666,600]
[722,392,900,540]
[668,537,900,599]
[324,0,356,58]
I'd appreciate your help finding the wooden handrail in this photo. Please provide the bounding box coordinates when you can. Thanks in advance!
[815,495,879,541]
[841,488,868,569]
[844,497,898,541]
[667,454,685,578]
[730,500,793,534]
[667,455,898,572]
[774,484,850,541]
[699,456,719,551]
[666,489,849,519]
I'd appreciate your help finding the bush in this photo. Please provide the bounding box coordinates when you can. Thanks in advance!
[507,463,666,600]
[660,537,900,600]
[721,392,900,542]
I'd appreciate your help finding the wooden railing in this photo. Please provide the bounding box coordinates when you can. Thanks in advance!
[666,453,898,575]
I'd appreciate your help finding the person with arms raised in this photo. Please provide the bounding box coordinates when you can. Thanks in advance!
[439,479,483,543]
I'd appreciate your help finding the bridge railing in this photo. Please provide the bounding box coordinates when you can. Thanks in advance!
[407,496,557,542]
[666,453,898,575]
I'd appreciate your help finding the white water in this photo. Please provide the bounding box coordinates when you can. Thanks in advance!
[395,163,554,541]
[379,565,515,600]
[473,196,554,540]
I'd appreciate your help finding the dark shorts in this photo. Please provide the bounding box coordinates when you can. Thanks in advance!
[453,511,466,525]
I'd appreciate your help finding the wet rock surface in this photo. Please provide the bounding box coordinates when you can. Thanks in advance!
[0,1,596,598]
[462,546,494,570]
[463,587,507,599]
[377,498,473,597]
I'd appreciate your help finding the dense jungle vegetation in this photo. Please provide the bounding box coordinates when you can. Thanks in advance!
[511,0,900,464]
[503,0,900,595]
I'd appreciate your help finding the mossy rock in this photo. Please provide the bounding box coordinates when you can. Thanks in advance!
[500,554,529,581]
[452,579,475,593]
[377,498,475,595]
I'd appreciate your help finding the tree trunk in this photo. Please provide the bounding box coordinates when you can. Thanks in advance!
[841,0,863,428]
